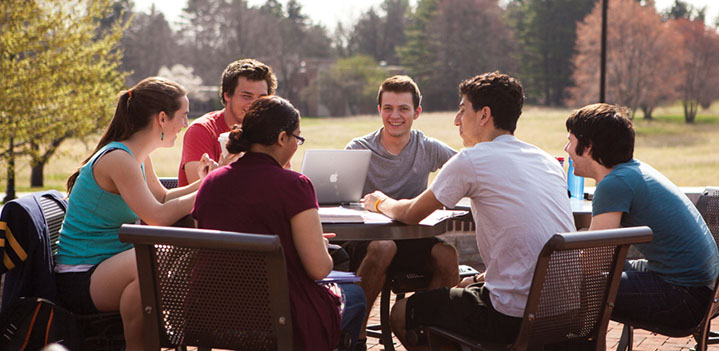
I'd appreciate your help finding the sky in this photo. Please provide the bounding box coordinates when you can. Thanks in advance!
[135,0,719,31]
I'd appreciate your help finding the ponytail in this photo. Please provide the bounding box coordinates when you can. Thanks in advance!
[66,77,186,194]
[226,124,253,154]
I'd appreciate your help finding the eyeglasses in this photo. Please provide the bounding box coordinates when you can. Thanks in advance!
[290,133,305,145]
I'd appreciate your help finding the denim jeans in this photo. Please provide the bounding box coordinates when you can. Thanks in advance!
[611,259,712,334]
[339,283,366,350]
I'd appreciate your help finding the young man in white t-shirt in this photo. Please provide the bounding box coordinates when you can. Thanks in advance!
[362,72,575,348]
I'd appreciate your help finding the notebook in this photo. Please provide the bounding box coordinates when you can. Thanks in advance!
[300,149,372,205]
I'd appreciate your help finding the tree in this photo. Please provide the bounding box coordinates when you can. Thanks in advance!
[0,0,128,198]
[569,0,682,119]
[121,5,176,85]
[399,0,517,111]
[507,0,594,106]
[253,0,333,109]
[663,0,706,22]
[672,18,719,123]
[303,55,386,116]
[177,0,333,115]
[345,0,409,65]
[158,64,212,103]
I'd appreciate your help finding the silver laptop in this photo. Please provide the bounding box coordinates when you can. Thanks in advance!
[301,149,372,205]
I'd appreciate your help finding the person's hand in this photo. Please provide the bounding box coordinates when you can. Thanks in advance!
[361,191,389,213]
[219,152,242,166]
[198,153,219,180]
[457,272,485,288]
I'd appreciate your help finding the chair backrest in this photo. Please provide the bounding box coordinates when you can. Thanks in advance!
[692,192,719,348]
[37,193,68,257]
[118,224,293,351]
[0,190,66,311]
[696,193,719,242]
[511,226,653,350]
[159,177,179,189]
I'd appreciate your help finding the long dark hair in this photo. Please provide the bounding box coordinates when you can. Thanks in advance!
[226,96,300,154]
[66,77,186,194]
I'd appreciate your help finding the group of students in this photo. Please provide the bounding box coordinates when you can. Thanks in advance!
[54,57,719,351]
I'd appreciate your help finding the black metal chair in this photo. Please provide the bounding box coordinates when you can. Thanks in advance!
[418,227,652,351]
[617,192,719,351]
[39,193,126,351]
[118,224,294,351]
[0,191,125,350]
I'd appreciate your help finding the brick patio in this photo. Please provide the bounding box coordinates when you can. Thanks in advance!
[365,292,719,351]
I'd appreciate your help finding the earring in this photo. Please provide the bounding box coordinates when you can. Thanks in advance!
[161,131,164,141]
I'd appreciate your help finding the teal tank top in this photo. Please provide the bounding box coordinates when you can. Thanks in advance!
[56,141,145,265]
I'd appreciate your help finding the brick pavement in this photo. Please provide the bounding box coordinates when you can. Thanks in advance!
[364,293,719,351]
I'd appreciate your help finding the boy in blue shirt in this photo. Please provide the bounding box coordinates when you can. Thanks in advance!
[564,103,718,333]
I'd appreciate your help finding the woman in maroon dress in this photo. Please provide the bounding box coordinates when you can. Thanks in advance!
[192,96,354,350]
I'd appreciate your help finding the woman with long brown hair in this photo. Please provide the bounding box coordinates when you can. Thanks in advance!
[55,77,216,350]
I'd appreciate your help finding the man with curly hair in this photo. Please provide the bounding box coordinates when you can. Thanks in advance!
[178,58,277,186]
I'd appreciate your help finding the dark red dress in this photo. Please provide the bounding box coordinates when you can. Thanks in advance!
[192,152,341,350]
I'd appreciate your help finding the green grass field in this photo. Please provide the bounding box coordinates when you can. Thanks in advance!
[3,103,718,194]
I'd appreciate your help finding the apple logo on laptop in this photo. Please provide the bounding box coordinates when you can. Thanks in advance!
[329,172,339,183]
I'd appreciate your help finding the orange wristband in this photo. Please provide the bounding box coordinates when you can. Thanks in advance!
[374,197,386,212]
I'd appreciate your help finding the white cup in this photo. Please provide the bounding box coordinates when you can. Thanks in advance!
[218,132,230,159]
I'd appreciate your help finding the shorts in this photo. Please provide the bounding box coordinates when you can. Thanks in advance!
[405,283,522,344]
[342,237,443,273]
[55,265,100,314]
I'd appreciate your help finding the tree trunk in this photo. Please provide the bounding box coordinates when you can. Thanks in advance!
[641,105,654,120]
[683,99,697,123]
[4,136,16,202]
[31,162,44,187]
[30,141,44,187]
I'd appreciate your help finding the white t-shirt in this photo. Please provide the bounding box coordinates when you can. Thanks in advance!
[430,134,575,317]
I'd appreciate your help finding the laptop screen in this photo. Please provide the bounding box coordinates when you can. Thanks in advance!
[300,149,372,205]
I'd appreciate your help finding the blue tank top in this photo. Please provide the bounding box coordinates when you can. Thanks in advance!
[57,142,145,265]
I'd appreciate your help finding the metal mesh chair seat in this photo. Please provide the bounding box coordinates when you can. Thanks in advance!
[420,227,652,351]
[119,224,294,351]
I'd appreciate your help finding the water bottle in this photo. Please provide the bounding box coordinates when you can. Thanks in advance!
[567,157,584,199]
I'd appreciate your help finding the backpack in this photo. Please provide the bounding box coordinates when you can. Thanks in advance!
[0,297,80,351]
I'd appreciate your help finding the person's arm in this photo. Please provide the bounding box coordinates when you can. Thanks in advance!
[95,150,195,225]
[147,154,218,203]
[457,272,485,288]
[183,160,203,185]
[363,188,444,224]
[290,208,333,280]
[166,154,218,201]
[589,212,622,230]
[181,123,219,185]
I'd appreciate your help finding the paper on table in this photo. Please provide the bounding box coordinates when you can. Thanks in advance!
[361,211,393,224]
[361,209,467,225]
[418,209,468,226]
[316,270,362,283]
[319,207,364,223]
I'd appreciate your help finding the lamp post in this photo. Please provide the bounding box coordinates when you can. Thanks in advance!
[600,0,608,103]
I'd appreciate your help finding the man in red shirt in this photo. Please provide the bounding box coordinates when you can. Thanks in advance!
[178,58,277,186]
